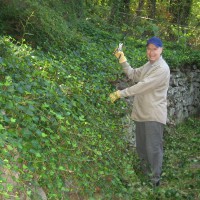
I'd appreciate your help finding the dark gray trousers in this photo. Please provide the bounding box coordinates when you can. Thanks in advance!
[135,121,164,184]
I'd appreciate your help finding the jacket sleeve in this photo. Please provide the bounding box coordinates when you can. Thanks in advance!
[121,62,144,82]
[120,65,169,98]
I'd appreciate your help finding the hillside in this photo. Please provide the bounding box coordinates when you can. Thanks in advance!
[0,0,200,199]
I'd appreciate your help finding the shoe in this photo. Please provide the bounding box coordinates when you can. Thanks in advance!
[154,181,160,187]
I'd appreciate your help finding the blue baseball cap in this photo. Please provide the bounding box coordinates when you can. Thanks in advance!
[147,37,163,47]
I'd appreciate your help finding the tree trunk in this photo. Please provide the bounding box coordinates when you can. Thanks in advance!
[109,0,131,24]
[136,0,145,16]
[147,0,156,19]
[169,0,192,25]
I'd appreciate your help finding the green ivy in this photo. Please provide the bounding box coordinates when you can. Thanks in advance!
[0,36,141,199]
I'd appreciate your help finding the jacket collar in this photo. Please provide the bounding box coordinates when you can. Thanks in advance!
[150,56,163,67]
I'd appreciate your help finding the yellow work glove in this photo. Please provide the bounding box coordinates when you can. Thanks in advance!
[113,43,127,64]
[109,90,121,103]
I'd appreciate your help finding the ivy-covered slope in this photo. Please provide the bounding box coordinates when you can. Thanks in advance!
[0,35,141,198]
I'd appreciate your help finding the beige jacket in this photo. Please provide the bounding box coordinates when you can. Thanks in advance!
[119,56,170,124]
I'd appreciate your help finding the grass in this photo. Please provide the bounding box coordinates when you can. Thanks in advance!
[96,116,200,200]
[136,117,200,200]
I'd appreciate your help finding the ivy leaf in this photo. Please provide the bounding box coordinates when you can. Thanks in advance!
[7,145,13,151]
[79,115,85,121]
[10,118,16,123]
[41,132,47,137]
[58,166,65,171]
[0,124,5,130]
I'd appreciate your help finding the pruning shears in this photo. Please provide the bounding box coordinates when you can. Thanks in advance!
[118,43,123,51]
[118,32,128,51]
[113,43,123,55]
[113,32,127,56]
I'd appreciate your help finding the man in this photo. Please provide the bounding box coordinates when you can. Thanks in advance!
[109,37,170,186]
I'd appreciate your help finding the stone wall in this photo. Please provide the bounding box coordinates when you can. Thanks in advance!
[167,67,200,124]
